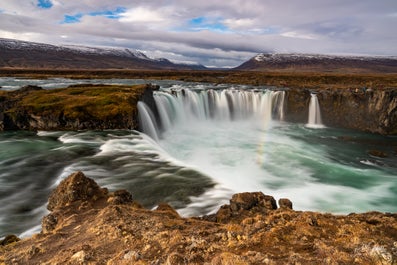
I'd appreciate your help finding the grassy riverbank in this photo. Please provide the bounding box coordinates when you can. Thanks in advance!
[1,69,397,90]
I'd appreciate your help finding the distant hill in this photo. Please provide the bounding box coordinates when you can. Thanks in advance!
[0,38,206,70]
[235,53,397,73]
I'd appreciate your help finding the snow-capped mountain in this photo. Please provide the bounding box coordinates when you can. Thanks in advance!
[0,38,206,70]
[235,53,397,73]
[61,44,151,60]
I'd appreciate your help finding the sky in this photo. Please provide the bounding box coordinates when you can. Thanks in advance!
[0,0,396,68]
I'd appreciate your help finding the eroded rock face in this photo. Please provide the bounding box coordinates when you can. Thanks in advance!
[0,84,153,131]
[285,88,397,134]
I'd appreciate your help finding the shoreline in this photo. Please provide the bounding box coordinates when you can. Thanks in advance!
[1,69,397,90]
[1,171,396,264]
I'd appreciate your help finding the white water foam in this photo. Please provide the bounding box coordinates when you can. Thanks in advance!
[306,93,326,128]
[137,86,397,214]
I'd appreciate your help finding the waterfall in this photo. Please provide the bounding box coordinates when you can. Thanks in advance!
[137,102,160,141]
[306,93,325,129]
[138,88,286,140]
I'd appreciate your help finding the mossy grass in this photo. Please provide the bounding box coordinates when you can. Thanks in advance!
[4,84,147,121]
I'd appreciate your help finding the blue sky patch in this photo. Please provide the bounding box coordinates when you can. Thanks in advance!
[37,0,53,9]
[62,14,83,24]
[89,7,126,19]
[188,16,228,32]
[61,7,126,24]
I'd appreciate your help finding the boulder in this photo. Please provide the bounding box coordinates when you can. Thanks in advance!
[107,189,134,205]
[278,198,293,210]
[213,192,278,223]
[47,171,107,211]
[0,235,20,246]
[230,192,277,212]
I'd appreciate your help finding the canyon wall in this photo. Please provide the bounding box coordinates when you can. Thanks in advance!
[285,87,397,134]
[0,84,157,131]
[0,84,396,134]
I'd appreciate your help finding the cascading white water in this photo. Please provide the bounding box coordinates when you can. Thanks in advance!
[140,88,286,139]
[137,101,160,141]
[306,93,325,128]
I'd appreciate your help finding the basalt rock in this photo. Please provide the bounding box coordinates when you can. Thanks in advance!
[285,87,397,134]
[0,84,152,131]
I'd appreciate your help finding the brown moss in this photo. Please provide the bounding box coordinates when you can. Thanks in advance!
[1,84,149,130]
[17,84,145,119]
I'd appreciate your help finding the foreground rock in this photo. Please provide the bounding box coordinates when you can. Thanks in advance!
[1,172,396,264]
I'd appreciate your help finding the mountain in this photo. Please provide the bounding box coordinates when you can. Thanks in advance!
[0,38,206,70]
[235,53,397,73]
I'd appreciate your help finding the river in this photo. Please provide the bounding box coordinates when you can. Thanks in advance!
[1,77,396,238]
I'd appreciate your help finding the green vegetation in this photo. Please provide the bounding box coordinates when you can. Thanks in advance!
[19,85,145,119]
[1,84,149,130]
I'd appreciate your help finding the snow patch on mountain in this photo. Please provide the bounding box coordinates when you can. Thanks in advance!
[254,53,397,62]
[0,38,154,61]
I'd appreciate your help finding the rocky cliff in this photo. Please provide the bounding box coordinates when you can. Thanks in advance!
[285,87,397,134]
[0,82,396,134]
[0,84,157,131]
[1,171,396,264]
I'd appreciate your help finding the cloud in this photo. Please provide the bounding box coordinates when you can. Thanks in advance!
[0,0,396,67]
[223,18,254,30]
[119,7,165,23]
[281,31,318,40]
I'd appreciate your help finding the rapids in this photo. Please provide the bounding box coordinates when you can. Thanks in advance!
[0,77,396,239]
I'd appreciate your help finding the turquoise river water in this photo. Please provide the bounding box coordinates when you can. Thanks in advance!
[0,78,396,238]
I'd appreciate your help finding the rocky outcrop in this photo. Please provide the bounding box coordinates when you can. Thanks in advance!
[0,84,157,131]
[0,82,396,134]
[285,87,397,134]
[1,171,396,264]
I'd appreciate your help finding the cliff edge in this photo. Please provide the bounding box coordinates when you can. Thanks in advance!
[1,172,396,264]
[0,84,157,131]
[1,83,396,134]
